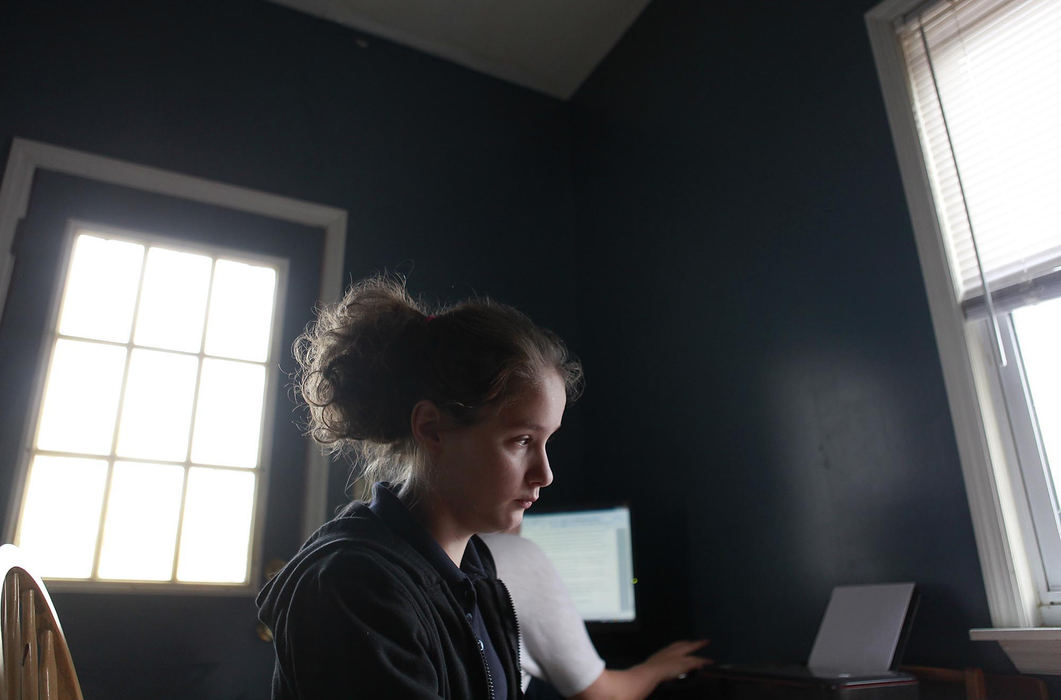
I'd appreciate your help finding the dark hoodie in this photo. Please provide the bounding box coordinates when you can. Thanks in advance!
[257,486,522,699]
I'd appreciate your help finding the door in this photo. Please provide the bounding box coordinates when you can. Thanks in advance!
[0,169,324,700]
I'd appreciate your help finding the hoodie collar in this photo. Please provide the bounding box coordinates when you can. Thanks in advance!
[368,482,488,587]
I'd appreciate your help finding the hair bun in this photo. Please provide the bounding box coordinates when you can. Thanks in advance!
[294,275,428,448]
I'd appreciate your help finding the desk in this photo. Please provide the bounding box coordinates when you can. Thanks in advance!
[652,667,918,699]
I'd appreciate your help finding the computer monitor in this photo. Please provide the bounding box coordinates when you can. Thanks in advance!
[520,505,636,624]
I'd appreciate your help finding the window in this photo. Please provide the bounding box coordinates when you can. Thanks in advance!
[866,0,1061,639]
[12,223,282,586]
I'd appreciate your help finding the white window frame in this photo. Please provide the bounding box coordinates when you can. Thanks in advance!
[865,0,1061,674]
[16,221,290,592]
[0,138,347,588]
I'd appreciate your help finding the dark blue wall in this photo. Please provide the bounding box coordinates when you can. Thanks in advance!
[570,0,1013,674]
[0,0,583,341]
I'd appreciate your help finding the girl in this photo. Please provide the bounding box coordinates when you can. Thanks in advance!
[257,274,582,699]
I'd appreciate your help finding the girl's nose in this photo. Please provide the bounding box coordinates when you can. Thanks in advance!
[528,450,553,488]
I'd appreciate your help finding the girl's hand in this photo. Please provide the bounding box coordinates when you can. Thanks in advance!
[641,639,712,682]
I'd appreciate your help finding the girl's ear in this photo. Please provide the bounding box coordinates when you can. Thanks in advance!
[410,400,443,456]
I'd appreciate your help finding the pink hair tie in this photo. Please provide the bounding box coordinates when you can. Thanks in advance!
[426,314,437,323]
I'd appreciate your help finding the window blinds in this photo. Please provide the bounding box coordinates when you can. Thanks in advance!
[897,0,1061,311]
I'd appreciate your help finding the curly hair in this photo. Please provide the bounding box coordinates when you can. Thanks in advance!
[293,273,582,498]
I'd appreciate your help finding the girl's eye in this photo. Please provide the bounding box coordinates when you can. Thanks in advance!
[515,436,532,447]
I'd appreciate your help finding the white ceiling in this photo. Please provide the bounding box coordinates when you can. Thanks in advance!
[267,0,652,99]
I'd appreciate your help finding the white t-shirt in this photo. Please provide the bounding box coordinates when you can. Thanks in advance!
[481,533,606,696]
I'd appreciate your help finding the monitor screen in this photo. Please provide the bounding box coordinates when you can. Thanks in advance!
[520,506,636,623]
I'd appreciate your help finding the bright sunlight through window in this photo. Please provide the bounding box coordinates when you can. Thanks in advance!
[14,228,279,586]
[1012,298,1061,495]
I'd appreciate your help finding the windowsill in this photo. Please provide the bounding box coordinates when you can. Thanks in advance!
[970,628,1061,675]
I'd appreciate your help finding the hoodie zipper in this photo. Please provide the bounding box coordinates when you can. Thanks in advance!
[477,635,496,700]
[469,579,519,700]
[464,607,496,700]
[498,580,521,679]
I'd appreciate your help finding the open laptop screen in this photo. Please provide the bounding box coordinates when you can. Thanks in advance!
[520,506,636,623]
[807,582,918,674]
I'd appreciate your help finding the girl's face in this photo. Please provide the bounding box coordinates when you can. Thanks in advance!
[431,370,566,538]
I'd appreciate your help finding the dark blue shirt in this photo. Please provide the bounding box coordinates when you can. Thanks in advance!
[369,482,508,700]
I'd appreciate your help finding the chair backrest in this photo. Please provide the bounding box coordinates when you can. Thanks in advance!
[902,665,987,700]
[901,664,1049,700]
[1,544,84,700]
[983,671,1049,700]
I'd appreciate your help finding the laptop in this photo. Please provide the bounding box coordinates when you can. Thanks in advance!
[714,582,919,688]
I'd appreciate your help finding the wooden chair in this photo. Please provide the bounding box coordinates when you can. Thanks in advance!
[901,664,1049,700]
[1,544,83,700]
[902,665,987,700]
[983,671,1049,700]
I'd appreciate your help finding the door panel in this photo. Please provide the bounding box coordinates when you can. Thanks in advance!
[0,169,323,700]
